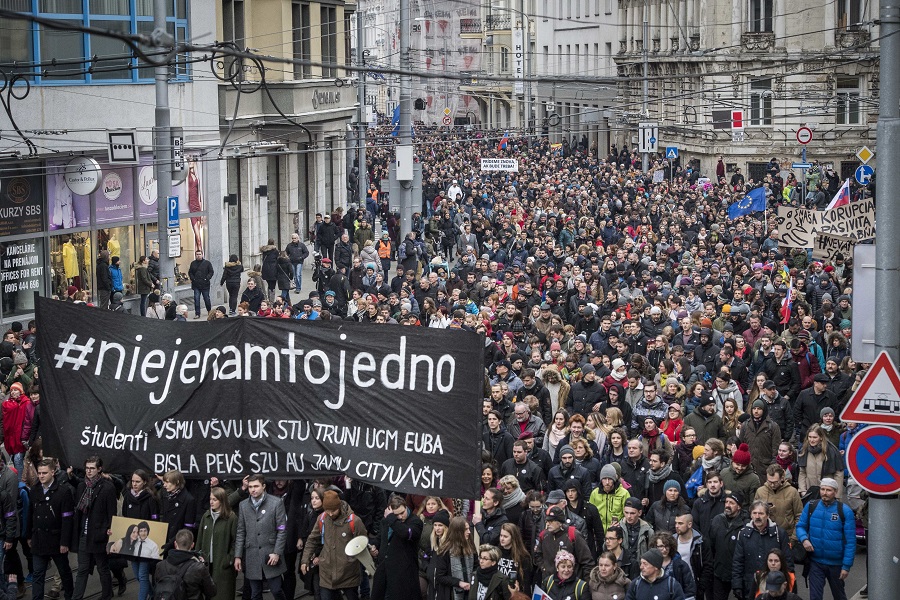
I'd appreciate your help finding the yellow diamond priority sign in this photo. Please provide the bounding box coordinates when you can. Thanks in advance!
[857,146,874,164]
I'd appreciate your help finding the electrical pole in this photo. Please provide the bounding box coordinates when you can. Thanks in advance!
[871,1,900,597]
[356,3,367,209]
[519,0,531,135]
[641,0,649,172]
[153,0,175,288]
[396,0,413,237]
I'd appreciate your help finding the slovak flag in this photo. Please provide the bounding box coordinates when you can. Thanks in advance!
[780,276,794,324]
[532,586,552,600]
[498,132,509,151]
[825,178,851,210]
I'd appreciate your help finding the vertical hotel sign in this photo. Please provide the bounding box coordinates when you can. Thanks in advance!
[513,26,525,95]
[0,168,44,237]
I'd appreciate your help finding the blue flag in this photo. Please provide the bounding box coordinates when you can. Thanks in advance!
[727,186,767,219]
[390,105,414,137]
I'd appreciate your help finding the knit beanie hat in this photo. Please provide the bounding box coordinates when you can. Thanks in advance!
[642,549,664,569]
[732,443,752,466]
[322,490,342,512]
[599,464,618,481]
[432,509,451,527]
[664,480,681,493]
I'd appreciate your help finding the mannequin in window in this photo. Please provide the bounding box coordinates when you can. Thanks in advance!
[53,171,76,229]
[63,237,80,289]
[107,234,120,259]
[187,161,204,254]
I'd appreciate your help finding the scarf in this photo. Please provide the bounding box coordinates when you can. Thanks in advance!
[548,424,567,448]
[647,462,673,484]
[611,369,626,381]
[77,475,102,514]
[808,444,823,455]
[502,486,526,510]
[476,564,498,588]
[702,455,723,471]
[776,454,794,471]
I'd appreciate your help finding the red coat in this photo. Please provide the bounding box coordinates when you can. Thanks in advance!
[1,396,27,455]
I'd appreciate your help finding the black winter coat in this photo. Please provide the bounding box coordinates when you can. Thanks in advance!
[372,513,423,600]
[74,477,118,553]
[708,511,749,583]
[276,257,293,291]
[155,550,217,600]
[188,259,215,291]
[568,380,607,417]
[27,476,74,555]
[96,258,112,292]
[731,521,793,597]
[160,487,197,544]
[260,245,279,281]
[219,262,244,287]
[646,499,689,533]
[121,488,160,521]
[286,241,309,265]
[690,492,725,540]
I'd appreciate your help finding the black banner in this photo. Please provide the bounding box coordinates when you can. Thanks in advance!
[36,298,483,497]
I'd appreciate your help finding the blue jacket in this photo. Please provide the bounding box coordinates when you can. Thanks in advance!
[110,265,124,292]
[795,499,856,570]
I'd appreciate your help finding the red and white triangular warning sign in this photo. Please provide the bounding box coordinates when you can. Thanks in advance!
[841,351,900,425]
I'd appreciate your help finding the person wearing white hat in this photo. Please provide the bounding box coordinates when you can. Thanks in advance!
[795,478,856,600]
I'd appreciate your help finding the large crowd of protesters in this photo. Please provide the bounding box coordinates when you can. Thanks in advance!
[19,128,870,600]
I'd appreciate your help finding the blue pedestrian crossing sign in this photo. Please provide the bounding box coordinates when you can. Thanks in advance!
[855,164,874,186]
[666,147,678,159]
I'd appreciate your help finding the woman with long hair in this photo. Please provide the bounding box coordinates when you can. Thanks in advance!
[721,397,745,439]
[422,510,450,600]
[121,469,160,600]
[587,551,629,600]
[798,425,845,500]
[297,486,325,600]
[543,409,570,457]
[752,548,795,598]
[433,517,477,600]
[481,464,498,497]
[497,523,531,592]
[599,427,627,466]
[649,532,696,599]
[196,487,238,600]
[661,403,684,443]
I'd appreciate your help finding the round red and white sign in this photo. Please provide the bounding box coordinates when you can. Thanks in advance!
[796,127,813,144]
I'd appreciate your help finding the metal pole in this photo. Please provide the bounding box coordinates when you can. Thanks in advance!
[153,0,174,288]
[519,0,531,136]
[641,0,649,171]
[871,0,900,596]
[397,0,412,237]
[356,4,367,209]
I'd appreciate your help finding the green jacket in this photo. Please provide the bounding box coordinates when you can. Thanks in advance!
[589,483,631,531]
[196,510,238,600]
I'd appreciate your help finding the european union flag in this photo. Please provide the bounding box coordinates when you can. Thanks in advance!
[728,186,767,219]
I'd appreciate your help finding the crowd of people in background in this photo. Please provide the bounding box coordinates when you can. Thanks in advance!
[40,127,873,600]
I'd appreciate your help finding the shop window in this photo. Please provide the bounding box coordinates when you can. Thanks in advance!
[49,232,93,300]
[0,238,46,319]
[96,226,135,295]
[172,217,207,286]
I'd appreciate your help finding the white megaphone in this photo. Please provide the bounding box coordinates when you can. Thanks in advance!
[345,535,376,576]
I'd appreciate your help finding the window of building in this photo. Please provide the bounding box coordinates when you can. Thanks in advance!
[292,2,311,78]
[321,6,338,78]
[838,0,862,28]
[0,0,190,83]
[749,78,772,126]
[749,0,773,32]
[500,46,510,72]
[836,76,861,124]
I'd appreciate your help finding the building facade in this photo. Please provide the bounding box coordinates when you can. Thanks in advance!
[613,0,880,180]
[0,0,225,321]
[216,0,357,264]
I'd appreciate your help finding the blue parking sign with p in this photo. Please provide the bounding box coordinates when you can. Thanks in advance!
[167,196,179,228]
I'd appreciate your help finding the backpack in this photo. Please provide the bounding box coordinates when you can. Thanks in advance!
[154,558,197,600]
[398,242,408,261]
[539,525,575,543]
[318,512,356,545]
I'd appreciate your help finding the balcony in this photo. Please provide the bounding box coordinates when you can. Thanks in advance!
[460,18,482,34]
[741,31,775,52]
[485,15,511,31]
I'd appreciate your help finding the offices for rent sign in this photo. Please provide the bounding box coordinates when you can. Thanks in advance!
[481,158,519,172]
[36,298,483,497]
[776,199,875,248]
